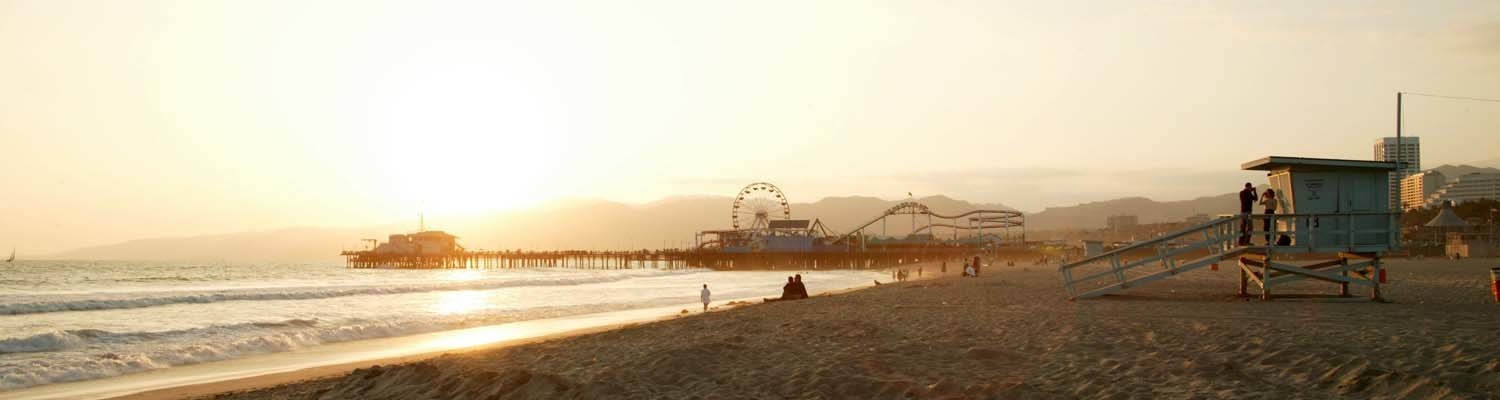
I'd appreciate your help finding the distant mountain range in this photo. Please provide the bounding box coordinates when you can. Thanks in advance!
[51,226,404,264]
[42,157,1500,263]
[1024,192,1241,231]
[49,192,1252,263]
[1430,164,1500,182]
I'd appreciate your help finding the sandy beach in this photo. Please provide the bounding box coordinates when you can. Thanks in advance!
[144,258,1500,399]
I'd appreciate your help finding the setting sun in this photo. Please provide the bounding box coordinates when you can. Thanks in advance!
[368,50,568,214]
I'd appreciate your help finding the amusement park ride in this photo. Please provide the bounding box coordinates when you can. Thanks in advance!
[344,181,1026,270]
[695,182,1025,253]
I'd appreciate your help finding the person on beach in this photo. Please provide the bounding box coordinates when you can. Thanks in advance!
[1260,188,1278,245]
[964,263,976,278]
[792,274,808,299]
[1239,182,1256,245]
[765,276,803,302]
[701,284,711,312]
[971,256,982,277]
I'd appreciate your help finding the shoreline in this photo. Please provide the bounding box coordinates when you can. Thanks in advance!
[118,279,895,400]
[110,320,651,400]
[4,266,917,400]
[191,258,1500,399]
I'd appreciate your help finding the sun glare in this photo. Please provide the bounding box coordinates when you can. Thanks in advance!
[369,48,567,215]
[434,290,488,315]
[444,270,481,281]
[421,324,526,351]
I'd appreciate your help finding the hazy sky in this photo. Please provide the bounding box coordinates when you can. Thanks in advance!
[3,0,1499,253]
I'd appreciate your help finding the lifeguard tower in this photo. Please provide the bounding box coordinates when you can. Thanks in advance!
[1059,156,1400,301]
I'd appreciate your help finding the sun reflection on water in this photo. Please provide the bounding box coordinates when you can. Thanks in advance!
[422,325,526,351]
[444,270,481,281]
[434,290,488,315]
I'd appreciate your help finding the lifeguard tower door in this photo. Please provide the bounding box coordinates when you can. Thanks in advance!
[1341,170,1390,246]
[1286,171,1341,247]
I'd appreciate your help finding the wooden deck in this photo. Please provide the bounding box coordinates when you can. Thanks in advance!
[341,247,986,270]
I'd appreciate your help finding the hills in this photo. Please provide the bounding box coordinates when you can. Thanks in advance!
[50,226,402,264]
[1024,192,1241,231]
[48,192,1244,263]
[1430,164,1500,182]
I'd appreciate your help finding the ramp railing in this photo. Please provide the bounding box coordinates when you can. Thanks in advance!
[1059,212,1400,299]
[1059,216,1242,299]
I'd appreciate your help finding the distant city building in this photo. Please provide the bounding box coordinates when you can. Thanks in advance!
[1374,136,1420,210]
[1400,170,1447,210]
[1426,173,1500,207]
[1106,214,1138,232]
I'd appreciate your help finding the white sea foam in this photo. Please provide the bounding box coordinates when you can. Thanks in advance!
[0,331,89,354]
[0,262,883,392]
[0,301,650,390]
[0,269,693,316]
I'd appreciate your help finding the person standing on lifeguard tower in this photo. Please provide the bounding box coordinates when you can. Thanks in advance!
[1259,187,1279,245]
[1238,182,1256,245]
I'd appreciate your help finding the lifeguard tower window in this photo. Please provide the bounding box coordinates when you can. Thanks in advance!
[1240,156,1400,253]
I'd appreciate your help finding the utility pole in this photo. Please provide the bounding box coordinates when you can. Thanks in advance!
[1396,91,1404,211]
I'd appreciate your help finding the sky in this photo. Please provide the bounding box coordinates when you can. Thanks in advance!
[3,0,1499,253]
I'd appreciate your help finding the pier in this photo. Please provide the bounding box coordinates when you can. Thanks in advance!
[341,247,991,270]
[344,182,1025,271]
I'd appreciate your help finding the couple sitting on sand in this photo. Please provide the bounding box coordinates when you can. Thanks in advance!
[764,274,809,302]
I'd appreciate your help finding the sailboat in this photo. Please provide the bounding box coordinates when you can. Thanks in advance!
[5,247,13,262]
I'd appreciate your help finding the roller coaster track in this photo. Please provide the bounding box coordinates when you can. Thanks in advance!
[911,222,1021,233]
[830,201,1023,244]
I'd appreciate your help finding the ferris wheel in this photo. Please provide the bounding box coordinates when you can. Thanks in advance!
[732,182,791,230]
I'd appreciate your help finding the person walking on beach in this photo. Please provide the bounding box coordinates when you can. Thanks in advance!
[701,284,711,312]
[1238,182,1256,245]
[1259,188,1278,245]
[964,262,976,278]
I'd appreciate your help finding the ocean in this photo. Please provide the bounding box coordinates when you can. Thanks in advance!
[0,261,884,392]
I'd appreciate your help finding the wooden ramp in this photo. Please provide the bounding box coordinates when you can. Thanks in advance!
[1059,213,1393,301]
[1059,216,1244,299]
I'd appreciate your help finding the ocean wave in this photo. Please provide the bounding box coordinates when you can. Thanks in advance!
[0,320,324,355]
[0,269,698,316]
[0,304,629,390]
[0,330,89,354]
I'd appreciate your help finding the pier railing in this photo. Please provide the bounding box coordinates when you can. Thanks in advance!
[341,247,987,270]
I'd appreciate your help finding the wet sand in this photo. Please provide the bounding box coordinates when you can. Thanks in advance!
[159,258,1500,399]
